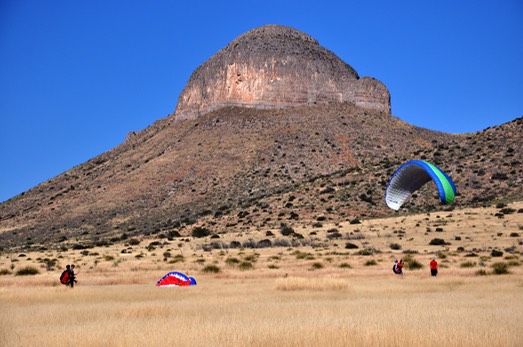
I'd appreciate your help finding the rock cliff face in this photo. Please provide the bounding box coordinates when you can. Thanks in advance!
[175,25,391,121]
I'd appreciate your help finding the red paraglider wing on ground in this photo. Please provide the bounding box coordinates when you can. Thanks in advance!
[156,272,196,287]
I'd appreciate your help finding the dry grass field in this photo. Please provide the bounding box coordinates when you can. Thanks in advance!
[1,202,522,346]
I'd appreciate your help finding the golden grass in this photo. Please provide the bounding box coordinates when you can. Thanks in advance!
[1,276,522,347]
[0,202,522,346]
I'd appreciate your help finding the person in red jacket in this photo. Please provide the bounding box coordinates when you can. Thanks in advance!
[430,257,438,277]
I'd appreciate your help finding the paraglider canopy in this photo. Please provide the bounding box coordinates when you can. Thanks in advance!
[385,160,456,210]
[156,272,197,287]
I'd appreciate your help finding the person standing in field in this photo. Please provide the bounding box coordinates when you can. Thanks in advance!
[430,257,438,277]
[69,264,78,287]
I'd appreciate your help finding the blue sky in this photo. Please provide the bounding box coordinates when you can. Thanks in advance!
[1,1,522,203]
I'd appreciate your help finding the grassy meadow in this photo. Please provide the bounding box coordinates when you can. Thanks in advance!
[1,202,522,346]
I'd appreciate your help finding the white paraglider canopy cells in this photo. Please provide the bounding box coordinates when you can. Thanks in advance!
[385,164,432,210]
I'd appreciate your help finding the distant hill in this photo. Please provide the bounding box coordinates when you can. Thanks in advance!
[0,25,521,251]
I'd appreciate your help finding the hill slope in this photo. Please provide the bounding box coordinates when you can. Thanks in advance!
[0,25,521,251]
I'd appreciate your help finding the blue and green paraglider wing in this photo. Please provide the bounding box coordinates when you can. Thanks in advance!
[385,160,456,210]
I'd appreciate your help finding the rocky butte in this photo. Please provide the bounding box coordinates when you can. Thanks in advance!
[175,24,391,121]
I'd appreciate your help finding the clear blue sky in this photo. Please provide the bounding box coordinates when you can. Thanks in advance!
[1,1,522,203]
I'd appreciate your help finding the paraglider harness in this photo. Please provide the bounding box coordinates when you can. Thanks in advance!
[392,260,404,275]
[60,265,78,287]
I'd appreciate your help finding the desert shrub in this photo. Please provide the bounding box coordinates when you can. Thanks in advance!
[243,254,258,262]
[202,265,220,273]
[40,258,58,271]
[280,222,294,236]
[364,260,377,266]
[267,264,279,269]
[295,251,314,260]
[429,238,447,246]
[242,239,257,248]
[128,238,140,246]
[357,248,380,256]
[327,232,342,239]
[475,269,488,276]
[500,208,516,214]
[491,249,503,257]
[310,262,324,270]
[402,250,418,254]
[225,257,241,266]
[506,260,520,267]
[389,243,402,250]
[230,240,241,248]
[339,263,352,269]
[345,242,359,249]
[509,232,520,237]
[460,262,476,268]
[273,239,290,247]
[192,227,211,238]
[170,254,185,263]
[238,261,254,271]
[404,255,423,270]
[491,262,510,275]
[210,241,228,250]
[104,255,115,261]
[15,266,40,276]
[257,239,272,248]
[0,269,12,275]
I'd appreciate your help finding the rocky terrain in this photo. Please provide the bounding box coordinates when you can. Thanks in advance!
[175,25,390,121]
[0,25,521,251]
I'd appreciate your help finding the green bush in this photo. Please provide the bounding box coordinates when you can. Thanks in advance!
[225,257,241,266]
[170,254,185,263]
[238,261,254,271]
[202,264,220,273]
[192,227,211,238]
[0,269,12,276]
[389,243,402,250]
[345,242,359,249]
[491,249,504,257]
[15,266,40,276]
[475,269,488,276]
[429,238,446,246]
[404,256,423,270]
[310,262,324,270]
[460,262,476,268]
[339,263,352,269]
[128,238,140,246]
[364,260,377,266]
[492,262,510,275]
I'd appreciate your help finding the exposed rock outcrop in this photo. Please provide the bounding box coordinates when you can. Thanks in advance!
[175,25,391,121]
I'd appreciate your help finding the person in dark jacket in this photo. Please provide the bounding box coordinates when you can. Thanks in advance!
[68,264,78,287]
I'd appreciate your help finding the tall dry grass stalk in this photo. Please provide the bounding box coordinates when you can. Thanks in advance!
[1,275,522,347]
